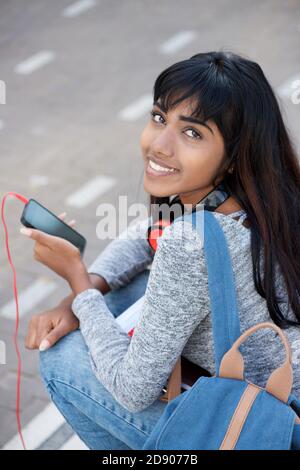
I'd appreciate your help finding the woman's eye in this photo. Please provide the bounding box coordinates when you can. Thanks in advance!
[150,111,202,140]
[184,128,202,140]
[150,110,164,124]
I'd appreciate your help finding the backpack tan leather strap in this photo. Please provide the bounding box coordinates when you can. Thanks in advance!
[159,357,182,403]
[159,322,294,405]
[219,322,293,403]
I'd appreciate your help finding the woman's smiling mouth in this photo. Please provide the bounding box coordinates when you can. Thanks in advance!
[146,158,180,177]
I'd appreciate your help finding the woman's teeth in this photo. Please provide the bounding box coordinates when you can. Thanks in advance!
[148,159,177,173]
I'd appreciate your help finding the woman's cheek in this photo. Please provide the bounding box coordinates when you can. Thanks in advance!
[181,156,213,188]
[139,124,152,155]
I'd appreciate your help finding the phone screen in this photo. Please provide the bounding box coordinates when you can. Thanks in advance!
[20,199,86,255]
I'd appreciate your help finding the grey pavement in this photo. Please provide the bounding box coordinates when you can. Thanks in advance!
[0,0,299,449]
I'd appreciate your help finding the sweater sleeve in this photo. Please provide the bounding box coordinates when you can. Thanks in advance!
[87,216,154,290]
[71,219,209,413]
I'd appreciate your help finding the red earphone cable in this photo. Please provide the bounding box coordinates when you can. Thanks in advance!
[1,192,29,450]
[1,195,173,449]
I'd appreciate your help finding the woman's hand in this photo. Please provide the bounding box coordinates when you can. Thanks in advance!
[20,212,93,295]
[25,303,79,351]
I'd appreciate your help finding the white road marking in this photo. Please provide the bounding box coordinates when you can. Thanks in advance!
[15,51,56,75]
[0,339,6,364]
[118,94,153,121]
[2,403,66,450]
[1,277,57,319]
[30,125,47,136]
[0,79,6,104]
[277,73,300,99]
[159,31,197,54]
[59,434,88,450]
[65,175,117,208]
[29,175,49,188]
[62,0,97,18]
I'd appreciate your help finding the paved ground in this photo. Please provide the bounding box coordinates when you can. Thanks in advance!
[0,0,299,450]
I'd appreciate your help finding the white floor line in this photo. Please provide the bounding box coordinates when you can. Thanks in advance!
[62,0,97,18]
[2,403,66,450]
[0,79,6,104]
[59,434,88,450]
[14,51,56,75]
[277,73,300,100]
[118,94,153,121]
[0,340,6,365]
[65,175,117,208]
[29,175,49,188]
[159,31,197,54]
[30,125,47,136]
[1,277,57,319]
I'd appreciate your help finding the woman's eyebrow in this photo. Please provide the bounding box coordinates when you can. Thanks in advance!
[153,101,214,135]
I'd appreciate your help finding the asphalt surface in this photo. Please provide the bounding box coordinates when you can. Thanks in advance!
[0,0,299,450]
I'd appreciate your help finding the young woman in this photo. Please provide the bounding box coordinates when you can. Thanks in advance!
[24,50,300,450]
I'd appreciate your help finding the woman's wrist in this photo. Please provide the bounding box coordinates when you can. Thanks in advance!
[58,274,111,309]
[68,261,94,296]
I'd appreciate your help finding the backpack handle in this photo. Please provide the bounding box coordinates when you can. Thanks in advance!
[219,322,293,402]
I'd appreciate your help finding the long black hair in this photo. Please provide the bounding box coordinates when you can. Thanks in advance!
[149,50,300,328]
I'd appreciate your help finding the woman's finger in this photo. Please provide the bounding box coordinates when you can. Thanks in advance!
[57,213,76,227]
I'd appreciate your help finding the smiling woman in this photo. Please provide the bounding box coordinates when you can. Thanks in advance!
[35,50,300,450]
[141,97,227,206]
[142,50,300,325]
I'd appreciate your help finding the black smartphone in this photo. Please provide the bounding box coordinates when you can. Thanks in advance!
[20,198,87,256]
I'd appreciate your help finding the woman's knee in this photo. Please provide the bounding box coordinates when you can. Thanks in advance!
[39,329,87,385]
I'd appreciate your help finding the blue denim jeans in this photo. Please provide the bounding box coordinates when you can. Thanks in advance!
[39,270,168,450]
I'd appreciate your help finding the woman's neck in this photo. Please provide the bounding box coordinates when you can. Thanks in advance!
[178,190,243,216]
[214,196,244,215]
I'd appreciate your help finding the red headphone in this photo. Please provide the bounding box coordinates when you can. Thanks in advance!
[147,218,172,252]
[146,182,232,252]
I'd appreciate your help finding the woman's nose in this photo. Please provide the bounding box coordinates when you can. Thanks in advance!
[151,128,175,158]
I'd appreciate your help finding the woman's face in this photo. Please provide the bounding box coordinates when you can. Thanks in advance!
[140,97,227,205]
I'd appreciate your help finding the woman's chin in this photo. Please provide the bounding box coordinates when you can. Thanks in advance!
[143,179,174,198]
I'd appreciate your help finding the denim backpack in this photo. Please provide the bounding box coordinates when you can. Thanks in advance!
[143,209,300,450]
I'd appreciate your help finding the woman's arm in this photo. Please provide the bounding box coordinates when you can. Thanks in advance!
[25,273,111,351]
[25,217,152,351]
[71,219,209,413]
[86,216,154,290]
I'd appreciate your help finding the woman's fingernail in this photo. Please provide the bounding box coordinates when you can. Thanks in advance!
[39,339,50,351]
[20,227,32,236]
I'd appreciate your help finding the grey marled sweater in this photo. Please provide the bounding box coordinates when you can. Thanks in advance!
[71,210,300,413]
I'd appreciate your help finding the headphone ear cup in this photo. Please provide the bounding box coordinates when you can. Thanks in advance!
[147,219,171,252]
[147,227,161,251]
